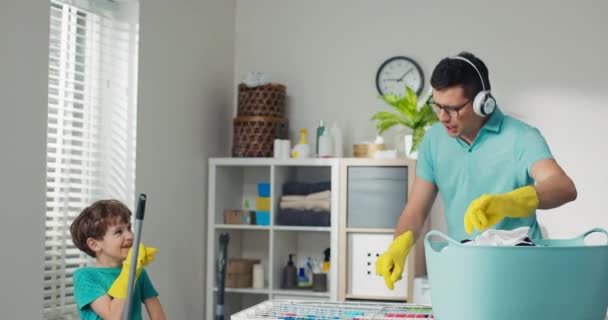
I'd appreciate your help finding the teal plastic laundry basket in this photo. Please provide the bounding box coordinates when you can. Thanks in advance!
[424,228,608,320]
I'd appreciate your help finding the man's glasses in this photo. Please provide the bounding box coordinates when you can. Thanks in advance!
[430,100,470,118]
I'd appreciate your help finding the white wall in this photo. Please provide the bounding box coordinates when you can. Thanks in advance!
[235,0,608,239]
[0,0,49,318]
[1,0,605,317]
[136,0,235,318]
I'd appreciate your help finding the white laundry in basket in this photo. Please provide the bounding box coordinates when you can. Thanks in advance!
[462,227,532,246]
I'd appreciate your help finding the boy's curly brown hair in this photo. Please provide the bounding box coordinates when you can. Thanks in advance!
[70,199,132,257]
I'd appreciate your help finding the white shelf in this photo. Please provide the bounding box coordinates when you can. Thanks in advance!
[346,227,393,234]
[215,224,330,232]
[207,158,340,319]
[214,287,270,295]
[210,157,339,167]
[215,224,270,230]
[274,226,331,232]
[272,289,330,297]
[212,287,330,298]
[345,293,406,301]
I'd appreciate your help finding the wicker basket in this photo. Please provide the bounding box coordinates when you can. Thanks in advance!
[237,83,286,118]
[232,116,288,157]
[353,143,385,158]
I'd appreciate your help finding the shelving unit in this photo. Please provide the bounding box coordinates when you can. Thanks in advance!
[338,158,427,302]
[205,157,427,318]
[205,158,339,319]
[215,224,271,230]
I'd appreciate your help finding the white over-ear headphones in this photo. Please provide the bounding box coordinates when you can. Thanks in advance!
[448,55,496,117]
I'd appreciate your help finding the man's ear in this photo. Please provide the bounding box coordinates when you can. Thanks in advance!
[86,237,101,254]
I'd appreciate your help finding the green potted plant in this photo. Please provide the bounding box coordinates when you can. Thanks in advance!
[371,86,438,158]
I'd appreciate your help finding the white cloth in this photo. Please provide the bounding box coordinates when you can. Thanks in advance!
[463,227,532,246]
[279,199,330,211]
[242,71,268,87]
[281,191,330,202]
[279,191,331,211]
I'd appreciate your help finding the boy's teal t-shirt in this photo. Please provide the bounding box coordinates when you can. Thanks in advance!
[73,267,158,320]
[416,107,554,241]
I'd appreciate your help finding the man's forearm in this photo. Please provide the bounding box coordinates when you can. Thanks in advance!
[394,206,427,241]
[534,174,577,210]
[393,176,437,240]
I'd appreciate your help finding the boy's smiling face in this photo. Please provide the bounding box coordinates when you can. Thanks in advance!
[87,221,133,267]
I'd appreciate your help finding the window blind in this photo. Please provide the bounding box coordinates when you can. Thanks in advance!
[44,1,139,318]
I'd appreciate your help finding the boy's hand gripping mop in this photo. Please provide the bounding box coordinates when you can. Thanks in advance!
[123,194,147,320]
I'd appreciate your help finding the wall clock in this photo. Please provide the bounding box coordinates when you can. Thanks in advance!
[375,56,424,97]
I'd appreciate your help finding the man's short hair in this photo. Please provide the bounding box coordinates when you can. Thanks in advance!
[430,51,491,101]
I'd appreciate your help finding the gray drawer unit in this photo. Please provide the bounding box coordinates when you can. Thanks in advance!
[347,166,408,228]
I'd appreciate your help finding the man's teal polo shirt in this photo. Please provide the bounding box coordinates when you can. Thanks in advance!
[416,107,553,241]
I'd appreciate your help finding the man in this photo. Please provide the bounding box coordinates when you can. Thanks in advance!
[375,51,577,290]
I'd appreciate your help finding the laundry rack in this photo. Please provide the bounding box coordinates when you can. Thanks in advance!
[231,300,434,319]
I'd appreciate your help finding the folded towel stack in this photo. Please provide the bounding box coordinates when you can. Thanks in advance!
[278,181,331,226]
[282,181,331,195]
[279,190,331,212]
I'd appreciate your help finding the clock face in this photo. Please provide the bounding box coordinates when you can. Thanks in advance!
[376,56,424,97]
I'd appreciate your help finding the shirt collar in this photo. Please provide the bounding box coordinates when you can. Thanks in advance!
[456,106,504,150]
[480,106,504,134]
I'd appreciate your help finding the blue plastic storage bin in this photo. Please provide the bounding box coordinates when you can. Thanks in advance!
[255,211,270,226]
[257,182,270,197]
[425,228,608,320]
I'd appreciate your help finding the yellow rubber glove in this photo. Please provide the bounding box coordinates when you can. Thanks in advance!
[464,186,539,234]
[107,244,158,298]
[375,231,414,290]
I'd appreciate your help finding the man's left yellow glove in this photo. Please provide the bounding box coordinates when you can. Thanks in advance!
[464,186,539,234]
[107,244,158,299]
[375,231,414,290]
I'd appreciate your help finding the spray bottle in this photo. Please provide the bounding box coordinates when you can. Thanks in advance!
[322,248,330,273]
[315,120,325,157]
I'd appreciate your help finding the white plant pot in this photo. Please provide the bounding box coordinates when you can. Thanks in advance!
[404,134,418,159]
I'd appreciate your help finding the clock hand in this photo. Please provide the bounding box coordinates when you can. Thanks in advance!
[397,68,414,81]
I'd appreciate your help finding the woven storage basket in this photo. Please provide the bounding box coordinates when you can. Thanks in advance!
[237,83,286,118]
[232,116,288,157]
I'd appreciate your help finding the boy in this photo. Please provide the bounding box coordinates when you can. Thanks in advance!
[70,199,166,320]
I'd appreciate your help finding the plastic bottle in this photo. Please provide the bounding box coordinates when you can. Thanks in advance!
[282,254,297,289]
[306,257,314,286]
[322,248,330,273]
[330,122,343,157]
[318,129,334,158]
[297,267,309,287]
[252,263,264,289]
[291,129,311,158]
[315,120,325,156]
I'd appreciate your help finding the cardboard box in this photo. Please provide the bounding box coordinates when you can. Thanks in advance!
[227,258,260,274]
[225,258,260,288]
[226,273,253,288]
[223,210,255,224]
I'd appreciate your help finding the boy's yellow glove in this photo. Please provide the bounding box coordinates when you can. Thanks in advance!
[107,244,158,299]
[464,186,539,234]
[375,231,414,290]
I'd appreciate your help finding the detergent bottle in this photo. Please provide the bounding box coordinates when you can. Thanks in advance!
[291,129,311,158]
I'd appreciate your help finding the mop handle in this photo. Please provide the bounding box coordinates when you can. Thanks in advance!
[216,233,230,320]
[124,194,146,320]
